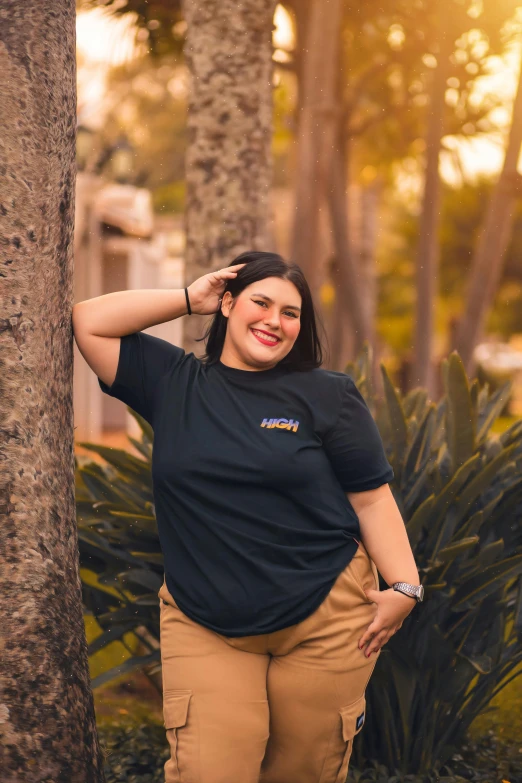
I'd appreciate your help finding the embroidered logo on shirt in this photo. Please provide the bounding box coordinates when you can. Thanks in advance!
[356,710,365,731]
[260,418,299,433]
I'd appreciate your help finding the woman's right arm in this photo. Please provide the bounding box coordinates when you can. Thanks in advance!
[72,262,246,389]
[72,289,190,389]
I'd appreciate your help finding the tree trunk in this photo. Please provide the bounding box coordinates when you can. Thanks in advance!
[359,177,382,386]
[0,3,105,781]
[412,28,452,395]
[181,0,278,356]
[358,179,380,350]
[290,0,343,301]
[328,151,366,368]
[453,51,522,375]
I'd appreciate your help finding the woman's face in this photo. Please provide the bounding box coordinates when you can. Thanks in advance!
[220,276,302,370]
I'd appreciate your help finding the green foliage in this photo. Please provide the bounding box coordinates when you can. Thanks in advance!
[99,55,187,193]
[344,343,522,777]
[77,347,522,775]
[379,177,522,354]
[76,413,163,689]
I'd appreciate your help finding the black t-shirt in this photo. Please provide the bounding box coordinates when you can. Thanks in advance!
[98,331,394,637]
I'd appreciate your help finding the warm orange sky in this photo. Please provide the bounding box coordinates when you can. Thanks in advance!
[76,6,522,189]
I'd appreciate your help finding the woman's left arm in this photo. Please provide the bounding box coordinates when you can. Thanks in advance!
[347,483,420,658]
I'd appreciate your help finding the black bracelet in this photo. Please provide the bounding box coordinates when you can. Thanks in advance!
[184,287,192,316]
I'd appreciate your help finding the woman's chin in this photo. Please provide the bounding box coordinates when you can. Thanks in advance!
[244,346,282,367]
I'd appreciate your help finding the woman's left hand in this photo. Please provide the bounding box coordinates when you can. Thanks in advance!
[358,587,417,658]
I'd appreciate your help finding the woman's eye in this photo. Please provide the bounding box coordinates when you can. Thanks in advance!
[253,300,298,318]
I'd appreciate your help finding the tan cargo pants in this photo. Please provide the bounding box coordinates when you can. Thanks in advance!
[158,539,381,783]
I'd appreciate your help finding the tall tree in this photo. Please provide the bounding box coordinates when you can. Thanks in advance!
[453,50,522,375]
[181,0,278,356]
[290,0,343,299]
[412,15,453,395]
[0,2,104,780]
[410,0,518,393]
[288,0,513,386]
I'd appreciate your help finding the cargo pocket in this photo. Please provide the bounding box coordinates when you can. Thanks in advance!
[320,693,366,783]
[336,694,366,783]
[163,690,193,783]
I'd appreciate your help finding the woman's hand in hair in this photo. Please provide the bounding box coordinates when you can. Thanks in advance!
[187,263,246,315]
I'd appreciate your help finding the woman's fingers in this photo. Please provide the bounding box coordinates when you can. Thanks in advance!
[209,271,241,284]
[359,626,392,657]
[209,262,246,279]
[210,269,237,277]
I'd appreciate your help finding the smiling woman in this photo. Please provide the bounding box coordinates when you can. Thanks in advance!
[73,250,411,783]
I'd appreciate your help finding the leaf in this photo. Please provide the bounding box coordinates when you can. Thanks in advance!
[425,453,481,554]
[499,419,522,448]
[436,537,479,562]
[79,529,150,572]
[444,352,475,473]
[405,493,435,548]
[449,443,518,531]
[80,466,145,512]
[76,441,151,480]
[381,363,408,483]
[403,404,436,479]
[473,539,505,571]
[402,388,428,421]
[403,461,437,519]
[452,555,522,611]
[476,380,512,445]
[88,622,140,656]
[118,568,163,592]
[90,651,160,690]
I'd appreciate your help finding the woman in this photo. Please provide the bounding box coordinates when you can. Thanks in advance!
[73,250,421,783]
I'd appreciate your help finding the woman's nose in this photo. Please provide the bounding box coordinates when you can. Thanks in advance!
[264,311,281,328]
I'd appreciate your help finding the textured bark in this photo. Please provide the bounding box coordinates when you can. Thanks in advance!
[181,0,278,356]
[453,51,522,375]
[412,29,452,395]
[291,0,343,300]
[0,3,105,781]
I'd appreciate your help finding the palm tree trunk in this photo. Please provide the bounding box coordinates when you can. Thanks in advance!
[181,0,278,356]
[0,2,105,781]
[453,52,522,375]
[412,26,452,395]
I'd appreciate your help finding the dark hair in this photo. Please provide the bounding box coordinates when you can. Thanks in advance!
[197,250,326,371]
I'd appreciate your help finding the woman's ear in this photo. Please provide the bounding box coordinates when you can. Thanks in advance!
[221,291,233,318]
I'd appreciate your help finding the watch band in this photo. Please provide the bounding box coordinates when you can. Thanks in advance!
[393,582,423,602]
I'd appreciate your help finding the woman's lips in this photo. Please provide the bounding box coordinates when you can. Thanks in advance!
[250,328,280,347]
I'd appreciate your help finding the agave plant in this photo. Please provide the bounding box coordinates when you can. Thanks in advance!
[345,345,522,779]
[76,345,522,777]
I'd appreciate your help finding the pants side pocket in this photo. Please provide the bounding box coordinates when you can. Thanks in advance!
[163,690,194,783]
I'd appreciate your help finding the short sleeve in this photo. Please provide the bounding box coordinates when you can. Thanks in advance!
[322,379,394,492]
[98,331,185,426]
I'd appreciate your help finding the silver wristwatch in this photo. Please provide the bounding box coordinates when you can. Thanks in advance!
[392,582,424,603]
